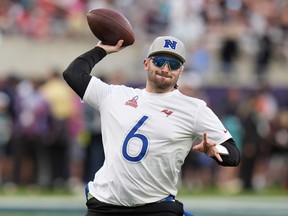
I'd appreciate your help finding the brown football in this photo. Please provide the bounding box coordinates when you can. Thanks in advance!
[87,8,135,47]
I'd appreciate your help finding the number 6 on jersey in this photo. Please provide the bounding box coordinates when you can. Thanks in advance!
[122,116,149,162]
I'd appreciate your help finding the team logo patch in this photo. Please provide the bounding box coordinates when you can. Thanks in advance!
[161,109,173,117]
[125,95,138,108]
[163,39,177,50]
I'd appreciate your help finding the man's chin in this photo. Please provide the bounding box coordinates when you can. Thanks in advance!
[154,81,174,90]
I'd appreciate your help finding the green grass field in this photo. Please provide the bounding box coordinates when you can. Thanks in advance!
[0,187,288,216]
[1,195,287,216]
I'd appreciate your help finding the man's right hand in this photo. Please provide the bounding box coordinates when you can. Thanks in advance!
[97,40,124,54]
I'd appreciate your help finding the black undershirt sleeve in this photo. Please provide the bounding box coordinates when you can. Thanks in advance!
[62,46,107,99]
[212,138,241,167]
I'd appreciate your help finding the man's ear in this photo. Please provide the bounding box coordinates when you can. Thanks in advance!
[180,65,184,75]
[143,58,149,70]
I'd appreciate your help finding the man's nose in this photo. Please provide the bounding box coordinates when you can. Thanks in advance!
[161,62,170,71]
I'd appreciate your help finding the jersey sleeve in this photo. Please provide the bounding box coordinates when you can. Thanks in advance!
[195,102,232,145]
[83,76,113,110]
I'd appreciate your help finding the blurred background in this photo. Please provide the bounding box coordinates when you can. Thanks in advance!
[0,0,288,215]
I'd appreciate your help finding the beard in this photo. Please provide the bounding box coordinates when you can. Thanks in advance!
[147,69,178,91]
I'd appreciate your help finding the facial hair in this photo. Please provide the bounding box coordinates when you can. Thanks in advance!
[147,69,178,91]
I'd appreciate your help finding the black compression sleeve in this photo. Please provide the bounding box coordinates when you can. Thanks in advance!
[63,46,107,99]
[212,138,241,167]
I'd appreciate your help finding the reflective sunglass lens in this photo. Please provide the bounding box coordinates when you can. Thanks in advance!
[168,60,181,70]
[152,57,181,70]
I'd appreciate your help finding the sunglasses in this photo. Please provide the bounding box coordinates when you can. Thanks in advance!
[151,56,182,71]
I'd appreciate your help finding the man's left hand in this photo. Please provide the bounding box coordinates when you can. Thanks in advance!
[192,132,223,162]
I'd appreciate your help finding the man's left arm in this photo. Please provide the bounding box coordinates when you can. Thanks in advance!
[213,138,241,166]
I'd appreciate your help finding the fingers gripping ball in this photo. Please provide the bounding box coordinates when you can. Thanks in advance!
[87,8,135,47]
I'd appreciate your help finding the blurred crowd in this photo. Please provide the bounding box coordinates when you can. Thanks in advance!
[178,75,288,193]
[1,0,288,82]
[0,69,287,194]
[0,0,288,194]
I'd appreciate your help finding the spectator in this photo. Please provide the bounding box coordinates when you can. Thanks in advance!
[82,104,104,184]
[266,110,288,189]
[0,89,13,185]
[254,30,273,82]
[40,70,75,188]
[238,93,262,190]
[13,79,53,186]
[219,23,240,75]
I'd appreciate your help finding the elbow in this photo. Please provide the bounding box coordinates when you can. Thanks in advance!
[234,152,241,166]
[218,138,241,167]
[62,69,70,84]
[214,156,241,167]
[62,67,76,90]
[227,154,241,167]
[219,148,241,167]
[229,144,241,166]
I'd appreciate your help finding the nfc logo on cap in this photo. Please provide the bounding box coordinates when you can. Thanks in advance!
[163,39,177,50]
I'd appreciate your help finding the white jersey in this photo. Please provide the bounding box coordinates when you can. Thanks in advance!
[84,77,231,206]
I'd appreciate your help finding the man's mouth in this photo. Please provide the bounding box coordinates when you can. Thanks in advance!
[155,72,171,79]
